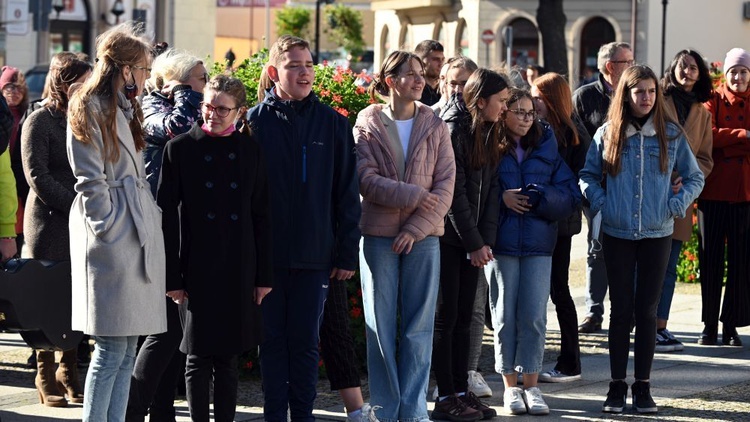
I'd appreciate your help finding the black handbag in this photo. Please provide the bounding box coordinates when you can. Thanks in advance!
[0,259,84,350]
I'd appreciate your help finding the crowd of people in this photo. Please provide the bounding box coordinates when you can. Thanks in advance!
[0,20,748,422]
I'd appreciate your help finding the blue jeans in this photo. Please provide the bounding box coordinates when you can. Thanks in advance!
[657,239,683,321]
[584,206,608,321]
[261,269,329,422]
[360,235,440,422]
[486,255,551,375]
[83,335,139,422]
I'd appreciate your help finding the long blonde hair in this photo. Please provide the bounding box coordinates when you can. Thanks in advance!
[603,65,676,176]
[68,22,150,163]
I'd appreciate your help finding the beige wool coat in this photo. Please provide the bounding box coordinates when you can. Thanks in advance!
[354,102,455,241]
[665,98,713,242]
[67,92,166,336]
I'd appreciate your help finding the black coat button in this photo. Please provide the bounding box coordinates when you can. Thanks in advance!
[230,214,239,221]
[230,182,238,189]
[206,181,214,188]
[205,155,212,162]
[207,212,216,220]
[228,152,236,160]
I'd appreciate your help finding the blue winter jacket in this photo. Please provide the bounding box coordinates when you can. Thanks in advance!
[246,88,361,271]
[494,125,582,256]
[142,87,203,196]
[579,118,704,240]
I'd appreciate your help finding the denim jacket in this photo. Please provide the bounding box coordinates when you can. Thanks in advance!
[579,118,704,240]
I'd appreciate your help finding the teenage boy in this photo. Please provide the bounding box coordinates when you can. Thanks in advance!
[247,35,362,422]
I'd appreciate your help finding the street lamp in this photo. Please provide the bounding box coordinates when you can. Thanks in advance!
[314,0,335,64]
[101,0,126,26]
[111,0,125,24]
[661,0,668,75]
[52,0,65,19]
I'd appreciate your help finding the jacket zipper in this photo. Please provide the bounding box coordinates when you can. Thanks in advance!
[302,145,307,183]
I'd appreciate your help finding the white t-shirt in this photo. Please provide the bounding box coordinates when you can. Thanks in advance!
[395,118,414,160]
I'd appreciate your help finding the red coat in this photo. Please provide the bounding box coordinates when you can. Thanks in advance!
[701,84,750,202]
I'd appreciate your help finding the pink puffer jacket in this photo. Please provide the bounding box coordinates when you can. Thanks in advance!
[354,103,455,241]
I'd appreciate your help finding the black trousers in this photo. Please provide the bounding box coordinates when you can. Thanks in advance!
[550,235,581,375]
[603,234,671,381]
[185,354,239,422]
[697,200,750,328]
[126,297,184,422]
[433,242,480,396]
[319,277,361,391]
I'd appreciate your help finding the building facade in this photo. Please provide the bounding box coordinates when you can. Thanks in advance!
[372,0,750,85]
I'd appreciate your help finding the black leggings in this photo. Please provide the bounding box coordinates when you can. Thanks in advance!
[603,234,670,381]
[433,242,480,396]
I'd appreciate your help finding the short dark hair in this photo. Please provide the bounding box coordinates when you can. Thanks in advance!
[414,40,444,60]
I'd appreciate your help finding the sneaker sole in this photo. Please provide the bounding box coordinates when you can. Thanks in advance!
[505,406,527,415]
[468,389,492,398]
[528,408,550,415]
[430,410,483,422]
[655,345,676,352]
[635,406,658,413]
[602,405,624,413]
[539,374,581,383]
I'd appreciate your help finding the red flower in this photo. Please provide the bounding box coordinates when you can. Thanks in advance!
[334,106,349,117]
[332,94,343,103]
[350,306,362,319]
[318,359,324,367]
[244,361,253,369]
[350,297,358,305]
[319,89,331,98]
[356,86,366,95]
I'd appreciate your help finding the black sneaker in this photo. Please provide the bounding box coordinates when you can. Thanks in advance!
[431,395,482,422]
[631,380,657,413]
[602,380,628,413]
[459,391,497,420]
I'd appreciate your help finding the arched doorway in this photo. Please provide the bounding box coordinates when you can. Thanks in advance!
[579,17,615,83]
[502,17,539,69]
[49,0,92,57]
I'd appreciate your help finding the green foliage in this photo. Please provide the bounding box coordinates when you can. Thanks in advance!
[676,202,726,284]
[210,49,377,126]
[324,4,365,59]
[276,5,312,39]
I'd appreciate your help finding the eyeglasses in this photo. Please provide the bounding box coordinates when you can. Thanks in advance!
[509,109,537,121]
[448,80,467,88]
[133,65,152,74]
[201,102,237,118]
[199,73,209,84]
[2,84,21,94]
[610,59,634,66]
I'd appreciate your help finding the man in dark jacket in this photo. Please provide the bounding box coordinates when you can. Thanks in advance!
[572,41,633,334]
[415,40,445,106]
[247,35,361,422]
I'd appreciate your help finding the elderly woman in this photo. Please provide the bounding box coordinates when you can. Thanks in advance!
[125,48,206,422]
[698,48,750,347]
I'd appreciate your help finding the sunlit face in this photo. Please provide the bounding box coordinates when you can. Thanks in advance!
[185,63,209,93]
[423,50,445,79]
[478,88,510,123]
[674,55,699,92]
[127,56,152,96]
[1,81,25,107]
[445,67,471,95]
[201,90,240,135]
[608,47,634,86]
[628,78,657,118]
[529,85,549,120]
[270,46,314,101]
[388,57,425,102]
[504,97,536,139]
[727,66,750,93]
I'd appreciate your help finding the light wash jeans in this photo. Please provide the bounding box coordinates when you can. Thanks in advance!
[486,255,551,375]
[360,235,440,422]
[83,335,139,422]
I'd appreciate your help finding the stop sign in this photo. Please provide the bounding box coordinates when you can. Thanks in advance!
[481,29,494,45]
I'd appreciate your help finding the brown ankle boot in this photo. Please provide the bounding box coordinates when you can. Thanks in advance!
[36,350,67,407]
[56,348,84,403]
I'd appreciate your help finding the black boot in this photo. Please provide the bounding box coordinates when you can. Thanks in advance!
[697,324,718,345]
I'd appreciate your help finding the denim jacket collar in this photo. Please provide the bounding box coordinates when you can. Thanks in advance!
[625,115,656,138]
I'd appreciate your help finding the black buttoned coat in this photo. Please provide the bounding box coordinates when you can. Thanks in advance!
[158,123,273,355]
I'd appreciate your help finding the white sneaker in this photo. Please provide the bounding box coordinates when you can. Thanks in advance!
[503,386,527,415]
[523,387,550,415]
[347,403,381,422]
[539,368,582,383]
[467,370,493,398]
